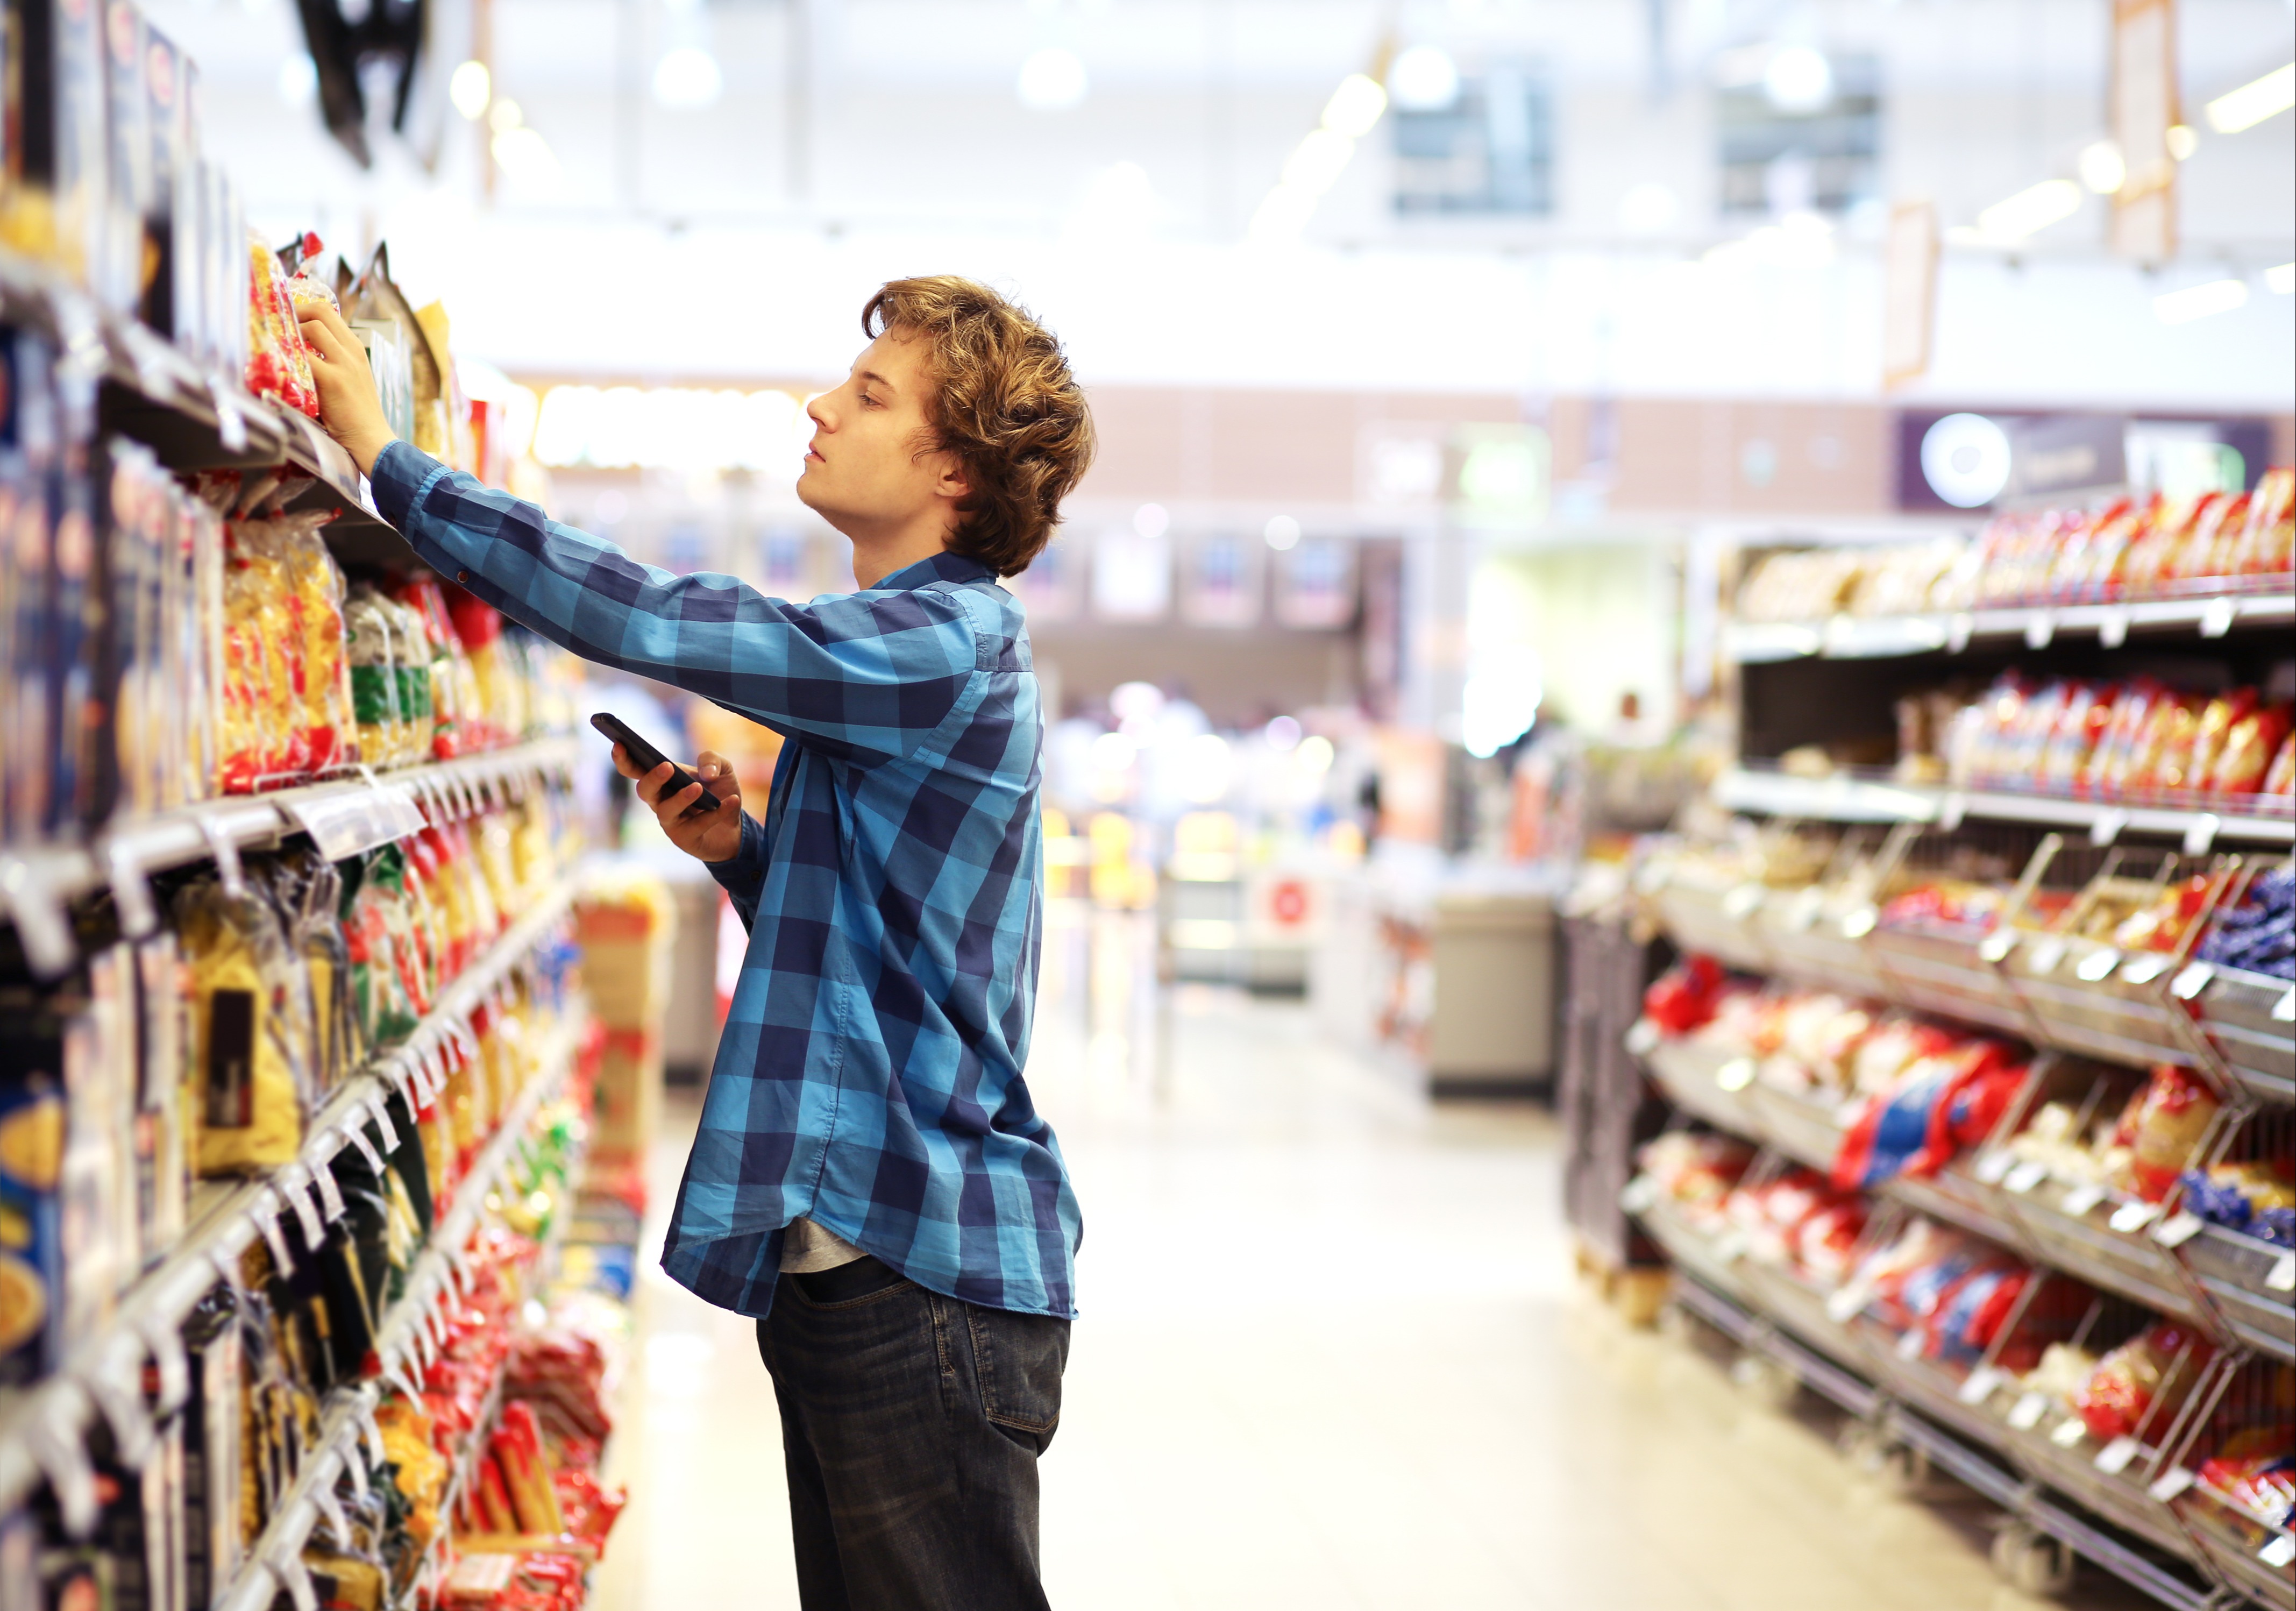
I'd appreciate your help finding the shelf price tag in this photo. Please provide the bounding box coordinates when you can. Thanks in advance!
[2088,808,2129,848]
[2198,597,2236,638]
[1957,1367,2002,1406]
[343,1119,385,1179]
[2108,1201,2160,1235]
[1824,1281,1871,1325]
[312,1469,351,1546]
[2148,1467,2195,1503]
[1722,884,1765,920]
[2058,1184,2106,1219]
[1619,1175,1661,1215]
[1716,1058,1757,1093]
[2024,612,2055,649]
[2265,1252,2295,1293]
[1973,1149,2015,1186]
[2151,1212,2204,1249]
[2261,1535,2296,1569]
[2097,608,2129,649]
[279,1171,326,1254]
[1895,1328,1925,1361]
[248,1193,295,1277]
[282,784,426,861]
[1711,1229,1749,1264]
[2119,954,2169,986]
[2094,1436,2142,1475]
[2171,962,2213,1000]
[2004,1161,2049,1195]
[2074,947,2122,983]
[1624,1020,1661,1058]
[2273,989,2295,1025]
[1947,613,1974,653]
[2181,814,2220,858]
[365,1094,399,1153]
[2025,938,2067,976]
[2008,1393,2050,1431]
[311,1156,347,1224]
[2049,1416,2088,1449]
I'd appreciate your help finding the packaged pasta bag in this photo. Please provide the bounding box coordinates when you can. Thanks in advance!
[2082,679,2165,796]
[450,819,503,951]
[217,529,303,792]
[444,588,529,748]
[410,827,475,984]
[2038,683,2112,794]
[339,592,408,771]
[2206,701,2294,797]
[2233,467,2294,577]
[2108,1063,2222,1202]
[175,879,309,1175]
[472,810,521,929]
[2074,1322,2215,1443]
[244,233,318,418]
[234,514,350,777]
[397,838,448,1007]
[340,850,420,1050]
[2167,692,2254,794]
[2179,491,2249,583]
[262,851,357,1095]
[2120,495,2192,598]
[2264,733,2296,797]
[2121,690,2204,797]
[393,576,479,760]
[385,595,436,765]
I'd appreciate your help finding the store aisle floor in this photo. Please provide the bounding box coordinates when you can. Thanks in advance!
[591,914,2153,1611]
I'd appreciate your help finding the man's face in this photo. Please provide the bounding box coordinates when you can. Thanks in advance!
[795,331,964,542]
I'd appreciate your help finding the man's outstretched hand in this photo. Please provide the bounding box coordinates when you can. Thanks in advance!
[296,299,397,477]
[614,745,747,863]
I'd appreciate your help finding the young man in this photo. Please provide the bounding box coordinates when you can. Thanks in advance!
[300,276,1092,1609]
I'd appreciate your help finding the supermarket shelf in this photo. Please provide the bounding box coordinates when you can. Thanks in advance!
[0,881,582,1521]
[1661,1272,2225,1611]
[0,736,580,977]
[210,1012,580,1611]
[1713,768,2296,848]
[1725,591,2296,664]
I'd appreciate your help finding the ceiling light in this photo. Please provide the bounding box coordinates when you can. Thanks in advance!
[2154,279,2248,324]
[2269,262,2295,294]
[2205,62,2294,133]
[1920,414,2011,508]
[276,53,317,107]
[1762,46,1833,113]
[1018,46,1088,110]
[1389,45,1459,111]
[449,59,491,120]
[1263,515,1300,551]
[1976,179,2081,243]
[1322,74,1388,139]
[2077,140,2125,194]
[2165,123,2199,160]
[1281,129,1356,197]
[488,98,523,133]
[653,46,722,108]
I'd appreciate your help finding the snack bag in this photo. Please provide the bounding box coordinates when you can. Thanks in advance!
[244,233,318,418]
[176,880,309,1174]
[2110,1064,2222,1202]
[2206,701,2294,796]
[2074,1322,2214,1442]
[2267,736,2296,797]
[343,586,408,769]
[2231,467,2294,576]
[342,853,421,1049]
[2121,690,2204,796]
[217,528,303,792]
[2176,691,2258,793]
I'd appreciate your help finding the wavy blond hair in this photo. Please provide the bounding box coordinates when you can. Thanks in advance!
[862,276,1095,576]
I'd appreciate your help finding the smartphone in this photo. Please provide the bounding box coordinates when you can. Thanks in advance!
[590,712,722,813]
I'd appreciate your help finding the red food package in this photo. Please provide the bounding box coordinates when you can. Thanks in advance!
[2206,701,2294,796]
[2232,467,2293,576]
[2177,690,2258,794]
[2039,683,2113,793]
[1643,956,1726,1034]
[2179,492,2249,581]
[2074,1322,2215,1442]
[2116,1064,2222,1201]
[2121,690,2202,795]
[2266,733,2296,797]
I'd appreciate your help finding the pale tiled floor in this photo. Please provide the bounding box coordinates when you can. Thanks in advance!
[591,911,2156,1610]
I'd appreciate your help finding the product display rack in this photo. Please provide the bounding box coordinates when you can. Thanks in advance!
[1625,541,2295,1609]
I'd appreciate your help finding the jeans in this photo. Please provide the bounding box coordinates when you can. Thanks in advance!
[756,1257,1071,1610]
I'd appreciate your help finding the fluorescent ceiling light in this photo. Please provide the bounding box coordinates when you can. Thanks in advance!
[2165,123,2199,160]
[1976,179,2081,243]
[449,60,491,120]
[2154,279,2249,324]
[1018,46,1088,110]
[1389,46,1459,111]
[1762,46,1833,113]
[2205,63,2294,133]
[2077,140,2125,194]
[654,46,722,108]
[1323,74,1387,138]
[2269,262,2295,294]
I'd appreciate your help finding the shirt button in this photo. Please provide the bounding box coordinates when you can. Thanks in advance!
[456,570,470,584]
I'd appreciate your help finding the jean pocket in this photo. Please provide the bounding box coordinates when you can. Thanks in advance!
[966,1305,1071,1447]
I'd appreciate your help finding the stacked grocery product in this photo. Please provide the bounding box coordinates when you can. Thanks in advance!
[1940,674,2294,806]
[1737,471,2295,622]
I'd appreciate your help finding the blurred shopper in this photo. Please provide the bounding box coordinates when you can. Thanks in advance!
[302,277,1093,1610]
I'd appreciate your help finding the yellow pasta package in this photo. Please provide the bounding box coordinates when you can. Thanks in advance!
[176,881,309,1174]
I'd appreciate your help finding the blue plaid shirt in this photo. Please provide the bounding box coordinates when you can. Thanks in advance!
[371,442,1081,1318]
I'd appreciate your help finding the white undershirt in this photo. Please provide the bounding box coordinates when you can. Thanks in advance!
[779,1216,868,1273]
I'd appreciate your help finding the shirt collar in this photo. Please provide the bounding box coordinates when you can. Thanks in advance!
[876,550,996,592]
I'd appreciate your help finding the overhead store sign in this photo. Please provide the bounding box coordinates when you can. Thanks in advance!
[1446,423,1551,526]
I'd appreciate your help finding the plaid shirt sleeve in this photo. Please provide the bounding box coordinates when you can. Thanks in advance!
[368,442,981,765]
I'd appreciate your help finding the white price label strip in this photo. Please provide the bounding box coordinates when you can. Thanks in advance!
[1624,1020,1660,1058]
[312,1472,350,1545]
[1972,1149,2014,1186]
[1619,1175,1661,1215]
[2059,1184,2105,1219]
[2004,1161,2049,1195]
[2008,1393,2049,1431]
[2267,1253,2296,1294]
[2152,1212,2204,1249]
[2109,1200,2160,1235]
[1896,1328,1925,1361]
[250,1195,295,1277]
[343,1443,369,1502]
[344,1119,385,1179]
[2260,1535,2295,1570]
[2094,1436,2141,1475]
[2050,1417,2089,1449]
[1716,1058,1756,1093]
[367,1094,399,1153]
[281,1173,326,1253]
[2149,1467,2195,1503]
[1958,1367,2002,1406]
[312,1158,347,1223]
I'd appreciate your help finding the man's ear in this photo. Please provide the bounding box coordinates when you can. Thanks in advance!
[932,451,971,503]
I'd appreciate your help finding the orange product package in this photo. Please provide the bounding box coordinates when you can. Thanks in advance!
[244,233,319,418]
[2074,1321,2216,1442]
[2230,467,2293,576]
[2080,678,2162,796]
[2177,492,2249,583]
[2175,690,2259,794]
[2207,701,2294,796]
[2121,690,2205,797]
[2109,1064,2222,1201]
[2039,683,2114,794]
[2264,733,2296,797]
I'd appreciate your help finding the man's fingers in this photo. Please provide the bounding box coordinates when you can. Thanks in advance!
[665,780,706,818]
[609,742,643,781]
[632,760,676,806]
